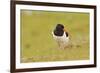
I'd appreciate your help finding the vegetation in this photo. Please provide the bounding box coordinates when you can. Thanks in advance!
[20,10,89,63]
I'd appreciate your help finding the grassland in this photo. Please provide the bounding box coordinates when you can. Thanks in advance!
[20,10,90,63]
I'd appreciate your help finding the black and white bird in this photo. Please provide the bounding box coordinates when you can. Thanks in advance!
[52,24,70,49]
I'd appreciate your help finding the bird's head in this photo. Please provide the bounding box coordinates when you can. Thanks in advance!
[55,24,64,31]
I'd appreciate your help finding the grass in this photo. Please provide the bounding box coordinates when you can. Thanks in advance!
[20,10,90,63]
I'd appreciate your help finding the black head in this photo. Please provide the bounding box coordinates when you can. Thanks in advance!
[56,24,64,30]
[54,24,64,36]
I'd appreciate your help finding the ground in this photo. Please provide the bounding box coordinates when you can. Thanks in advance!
[20,10,90,63]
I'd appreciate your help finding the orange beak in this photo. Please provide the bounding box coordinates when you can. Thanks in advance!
[63,28,66,31]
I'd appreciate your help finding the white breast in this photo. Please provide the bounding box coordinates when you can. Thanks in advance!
[52,32,69,48]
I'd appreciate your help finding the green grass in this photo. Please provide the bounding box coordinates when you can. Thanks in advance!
[20,10,90,63]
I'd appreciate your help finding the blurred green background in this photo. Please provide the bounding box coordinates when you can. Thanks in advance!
[20,10,90,63]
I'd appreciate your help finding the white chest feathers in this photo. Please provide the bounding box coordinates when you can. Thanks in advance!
[52,32,70,49]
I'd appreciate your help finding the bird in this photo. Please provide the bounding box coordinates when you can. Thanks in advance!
[52,24,70,49]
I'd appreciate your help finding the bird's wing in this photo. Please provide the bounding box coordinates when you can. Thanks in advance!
[65,32,68,37]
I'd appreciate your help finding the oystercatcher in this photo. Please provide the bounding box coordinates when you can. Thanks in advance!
[52,24,70,49]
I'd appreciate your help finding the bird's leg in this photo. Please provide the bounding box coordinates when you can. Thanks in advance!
[62,42,68,49]
[58,42,61,49]
[60,43,65,49]
[57,42,63,49]
[62,44,65,49]
[58,42,65,49]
